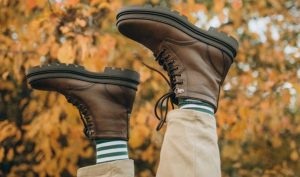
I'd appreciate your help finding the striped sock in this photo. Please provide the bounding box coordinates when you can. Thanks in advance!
[178,99,215,116]
[95,139,129,164]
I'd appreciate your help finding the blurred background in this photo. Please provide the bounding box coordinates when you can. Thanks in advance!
[0,0,300,176]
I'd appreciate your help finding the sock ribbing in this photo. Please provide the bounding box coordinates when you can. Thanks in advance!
[178,99,215,116]
[95,140,129,164]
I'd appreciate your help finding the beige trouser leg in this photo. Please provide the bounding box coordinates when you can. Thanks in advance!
[77,109,220,177]
[156,109,221,177]
[77,159,134,177]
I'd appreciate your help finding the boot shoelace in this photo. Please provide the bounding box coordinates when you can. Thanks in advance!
[65,95,95,138]
[143,49,183,130]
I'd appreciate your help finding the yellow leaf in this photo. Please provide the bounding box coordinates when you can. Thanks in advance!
[75,18,87,27]
[214,0,225,13]
[129,125,150,149]
[232,0,242,10]
[290,150,299,161]
[57,41,75,63]
[271,136,282,148]
[0,147,4,161]
[7,149,14,161]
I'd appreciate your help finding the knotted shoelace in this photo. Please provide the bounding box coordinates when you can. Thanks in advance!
[142,49,182,130]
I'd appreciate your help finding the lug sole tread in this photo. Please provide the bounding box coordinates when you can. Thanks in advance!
[26,63,140,90]
[116,5,238,59]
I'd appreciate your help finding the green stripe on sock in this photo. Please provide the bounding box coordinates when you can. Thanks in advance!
[178,100,214,109]
[96,139,129,164]
[95,139,114,144]
[178,98,215,115]
[97,144,127,151]
[97,151,128,159]
[183,107,214,115]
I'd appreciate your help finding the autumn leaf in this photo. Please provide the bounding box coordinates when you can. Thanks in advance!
[213,0,225,13]
[57,41,75,63]
[1,0,300,177]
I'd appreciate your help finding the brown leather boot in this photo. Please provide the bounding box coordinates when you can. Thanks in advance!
[116,5,238,127]
[26,63,140,140]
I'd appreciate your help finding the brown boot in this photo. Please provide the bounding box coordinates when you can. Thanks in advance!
[116,5,238,129]
[26,63,140,140]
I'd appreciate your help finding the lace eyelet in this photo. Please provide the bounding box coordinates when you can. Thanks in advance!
[145,49,185,131]
[175,88,185,94]
[89,130,95,135]
[66,95,95,139]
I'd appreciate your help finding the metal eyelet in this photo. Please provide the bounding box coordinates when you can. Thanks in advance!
[175,88,185,94]
[89,130,95,136]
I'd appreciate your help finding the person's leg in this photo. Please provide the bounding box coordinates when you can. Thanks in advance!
[78,128,133,177]
[77,135,134,177]
[77,159,134,177]
[156,99,220,177]
[156,109,220,177]
[26,64,140,177]
[117,5,238,177]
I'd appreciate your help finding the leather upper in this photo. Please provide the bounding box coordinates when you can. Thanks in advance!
[118,19,233,111]
[31,78,136,140]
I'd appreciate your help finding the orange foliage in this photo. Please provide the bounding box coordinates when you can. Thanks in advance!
[0,0,300,177]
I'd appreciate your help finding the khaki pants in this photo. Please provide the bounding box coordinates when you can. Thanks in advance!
[77,109,221,177]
